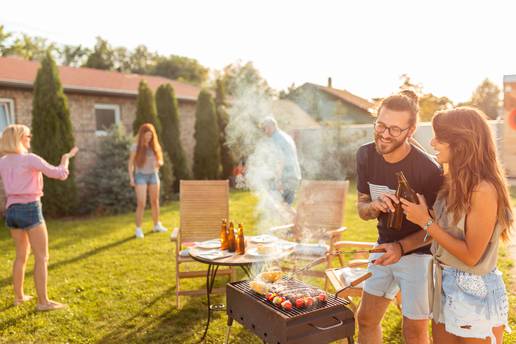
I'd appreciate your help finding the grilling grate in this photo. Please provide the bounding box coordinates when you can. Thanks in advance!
[232,279,349,318]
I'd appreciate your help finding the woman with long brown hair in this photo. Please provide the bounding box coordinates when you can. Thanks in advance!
[401,107,512,343]
[128,123,167,238]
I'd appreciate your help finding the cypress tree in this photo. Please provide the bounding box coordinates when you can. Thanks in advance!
[215,79,236,180]
[193,90,221,179]
[31,52,77,216]
[156,83,190,191]
[133,80,160,135]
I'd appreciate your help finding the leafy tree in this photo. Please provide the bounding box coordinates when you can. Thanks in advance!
[31,53,77,216]
[113,46,131,72]
[156,83,190,191]
[419,93,453,121]
[4,34,55,60]
[219,61,273,96]
[193,90,221,179]
[84,36,114,70]
[59,44,90,67]
[152,55,208,85]
[80,126,135,214]
[129,45,154,74]
[215,79,235,180]
[0,25,12,55]
[133,80,161,135]
[468,79,501,119]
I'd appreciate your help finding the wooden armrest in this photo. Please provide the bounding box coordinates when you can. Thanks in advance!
[333,240,376,249]
[348,259,370,267]
[328,226,347,237]
[269,223,295,233]
[325,268,345,290]
[170,227,179,241]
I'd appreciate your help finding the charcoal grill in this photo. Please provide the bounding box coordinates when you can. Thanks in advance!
[225,279,355,344]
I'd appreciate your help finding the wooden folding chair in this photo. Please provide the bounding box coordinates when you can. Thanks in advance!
[171,180,235,309]
[271,180,349,289]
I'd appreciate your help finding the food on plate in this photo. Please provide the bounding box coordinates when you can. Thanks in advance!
[257,271,284,283]
[256,244,276,255]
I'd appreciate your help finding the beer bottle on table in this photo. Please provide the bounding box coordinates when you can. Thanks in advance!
[236,223,245,255]
[220,218,229,250]
[387,171,419,230]
[227,221,236,252]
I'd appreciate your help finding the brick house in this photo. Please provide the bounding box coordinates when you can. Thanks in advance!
[287,78,375,125]
[0,56,202,208]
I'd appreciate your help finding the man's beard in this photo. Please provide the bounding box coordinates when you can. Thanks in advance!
[374,134,406,155]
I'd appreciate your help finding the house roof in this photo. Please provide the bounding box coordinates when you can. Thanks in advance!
[305,82,374,112]
[0,56,200,101]
[271,99,321,132]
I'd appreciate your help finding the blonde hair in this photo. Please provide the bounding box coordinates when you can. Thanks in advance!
[0,124,29,155]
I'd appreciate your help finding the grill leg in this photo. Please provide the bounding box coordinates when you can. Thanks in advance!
[224,317,233,344]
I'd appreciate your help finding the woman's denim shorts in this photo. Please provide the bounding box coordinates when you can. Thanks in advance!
[134,172,159,185]
[5,201,45,230]
[437,266,510,340]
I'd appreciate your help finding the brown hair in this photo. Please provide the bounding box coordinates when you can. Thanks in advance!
[134,123,163,168]
[377,89,420,126]
[432,107,513,241]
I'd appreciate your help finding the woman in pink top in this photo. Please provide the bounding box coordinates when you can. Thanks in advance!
[0,124,78,311]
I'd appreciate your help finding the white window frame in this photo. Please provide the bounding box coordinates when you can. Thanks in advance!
[94,104,121,136]
[0,98,15,132]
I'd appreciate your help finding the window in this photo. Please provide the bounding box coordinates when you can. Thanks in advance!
[95,104,120,136]
[0,98,15,132]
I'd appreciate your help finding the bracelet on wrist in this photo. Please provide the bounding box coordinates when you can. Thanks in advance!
[396,241,405,256]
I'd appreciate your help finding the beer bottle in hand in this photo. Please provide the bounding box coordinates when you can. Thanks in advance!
[387,171,419,230]
[236,223,245,255]
[227,221,236,252]
[220,218,229,250]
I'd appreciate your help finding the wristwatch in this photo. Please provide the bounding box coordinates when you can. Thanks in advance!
[422,217,433,241]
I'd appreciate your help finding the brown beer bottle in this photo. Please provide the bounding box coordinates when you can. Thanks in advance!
[220,218,229,250]
[387,171,419,230]
[236,223,245,255]
[227,221,236,252]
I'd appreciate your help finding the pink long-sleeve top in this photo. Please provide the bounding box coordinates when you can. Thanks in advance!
[0,153,69,209]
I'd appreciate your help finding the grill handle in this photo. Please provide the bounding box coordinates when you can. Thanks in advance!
[309,316,343,331]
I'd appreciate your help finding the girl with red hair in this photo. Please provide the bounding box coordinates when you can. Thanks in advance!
[128,123,167,238]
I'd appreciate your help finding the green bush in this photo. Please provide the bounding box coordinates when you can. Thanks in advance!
[79,126,135,214]
[193,90,221,179]
[215,79,235,180]
[156,83,190,190]
[31,52,77,216]
[133,80,160,135]
[160,154,175,202]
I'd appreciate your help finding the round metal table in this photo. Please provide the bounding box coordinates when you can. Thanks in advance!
[189,239,294,342]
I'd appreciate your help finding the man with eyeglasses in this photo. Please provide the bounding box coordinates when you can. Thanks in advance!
[355,90,443,344]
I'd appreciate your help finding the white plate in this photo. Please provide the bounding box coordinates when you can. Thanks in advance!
[246,247,280,258]
[249,235,277,244]
[196,239,221,249]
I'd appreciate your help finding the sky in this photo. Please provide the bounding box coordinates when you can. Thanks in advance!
[1,0,515,103]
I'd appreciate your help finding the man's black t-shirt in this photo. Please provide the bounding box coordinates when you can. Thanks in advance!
[356,142,443,255]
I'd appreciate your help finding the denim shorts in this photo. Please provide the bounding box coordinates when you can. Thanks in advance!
[364,252,433,320]
[5,201,45,230]
[134,172,159,185]
[436,266,510,341]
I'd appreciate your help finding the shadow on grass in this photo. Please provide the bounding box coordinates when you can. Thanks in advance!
[0,236,135,288]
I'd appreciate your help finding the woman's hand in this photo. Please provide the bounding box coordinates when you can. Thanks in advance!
[62,146,79,160]
[400,193,431,228]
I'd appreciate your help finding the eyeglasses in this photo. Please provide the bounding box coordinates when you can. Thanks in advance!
[374,122,410,137]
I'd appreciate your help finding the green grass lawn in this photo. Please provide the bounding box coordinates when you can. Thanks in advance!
[0,187,514,343]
